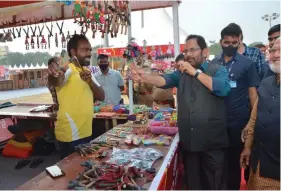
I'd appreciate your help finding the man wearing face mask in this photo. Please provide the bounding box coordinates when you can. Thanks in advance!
[94,54,125,105]
[240,37,280,190]
[131,35,231,190]
[227,23,265,79]
[47,34,105,159]
[211,25,260,190]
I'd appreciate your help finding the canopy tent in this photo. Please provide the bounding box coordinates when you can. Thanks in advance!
[0,0,182,114]
[0,1,180,29]
[8,62,47,70]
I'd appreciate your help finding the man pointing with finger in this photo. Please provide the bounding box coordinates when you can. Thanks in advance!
[131,35,231,190]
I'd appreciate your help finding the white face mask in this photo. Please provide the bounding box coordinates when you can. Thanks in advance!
[269,62,281,74]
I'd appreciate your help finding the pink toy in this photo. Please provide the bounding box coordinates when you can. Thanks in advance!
[148,120,178,135]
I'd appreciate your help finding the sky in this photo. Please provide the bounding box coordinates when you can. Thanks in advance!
[1,0,280,55]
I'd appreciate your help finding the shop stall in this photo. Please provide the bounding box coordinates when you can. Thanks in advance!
[15,116,181,190]
[0,1,182,189]
[0,102,182,190]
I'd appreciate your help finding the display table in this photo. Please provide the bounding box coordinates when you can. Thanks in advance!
[17,121,181,190]
[0,103,128,134]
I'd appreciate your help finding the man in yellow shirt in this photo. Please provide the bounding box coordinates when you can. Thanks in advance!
[48,34,104,159]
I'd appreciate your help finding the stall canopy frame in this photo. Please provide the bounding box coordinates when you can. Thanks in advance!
[0,0,181,113]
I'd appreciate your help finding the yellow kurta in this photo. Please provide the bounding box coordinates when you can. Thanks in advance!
[55,63,93,142]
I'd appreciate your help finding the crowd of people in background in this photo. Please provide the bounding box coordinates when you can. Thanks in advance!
[46,23,280,190]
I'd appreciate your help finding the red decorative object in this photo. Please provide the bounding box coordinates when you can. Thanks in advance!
[25,36,29,50]
[41,35,47,49]
[30,37,34,49]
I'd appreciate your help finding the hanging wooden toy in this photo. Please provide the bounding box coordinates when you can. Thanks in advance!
[104,0,109,34]
[81,24,88,35]
[30,24,37,37]
[73,0,86,25]
[38,24,44,37]
[56,21,64,35]
[36,35,40,49]
[31,36,35,49]
[66,31,71,43]
[25,36,29,50]
[48,35,51,49]
[46,22,53,37]
[94,1,100,23]
[16,25,22,38]
[91,21,97,39]
[23,26,30,50]
[41,35,47,49]
[55,33,58,48]
[9,28,17,39]
[86,1,94,26]
[61,32,66,48]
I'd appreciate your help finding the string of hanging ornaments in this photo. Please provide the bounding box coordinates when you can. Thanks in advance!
[0,0,130,51]
[72,0,131,38]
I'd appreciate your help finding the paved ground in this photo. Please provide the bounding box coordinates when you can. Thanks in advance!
[0,87,49,101]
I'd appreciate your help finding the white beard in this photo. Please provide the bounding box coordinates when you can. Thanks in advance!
[269,62,281,74]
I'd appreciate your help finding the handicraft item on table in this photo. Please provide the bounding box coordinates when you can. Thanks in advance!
[68,160,155,190]
[74,142,113,157]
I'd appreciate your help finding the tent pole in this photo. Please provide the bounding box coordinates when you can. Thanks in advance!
[172,1,180,110]
[104,33,109,47]
[127,2,134,114]
[172,1,180,56]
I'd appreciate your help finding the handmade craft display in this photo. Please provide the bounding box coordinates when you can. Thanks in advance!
[107,127,133,138]
[72,0,130,39]
[68,161,155,190]
[74,143,113,157]
[148,120,178,136]
[108,147,163,170]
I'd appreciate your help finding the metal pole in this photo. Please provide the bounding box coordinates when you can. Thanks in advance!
[141,10,144,28]
[172,1,180,110]
[172,1,180,57]
[127,2,134,114]
[104,33,109,47]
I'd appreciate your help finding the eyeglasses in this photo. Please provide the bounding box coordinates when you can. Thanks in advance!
[269,48,280,54]
[268,36,279,41]
[182,48,201,55]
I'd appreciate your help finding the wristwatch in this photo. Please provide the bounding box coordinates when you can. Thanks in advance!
[194,69,203,78]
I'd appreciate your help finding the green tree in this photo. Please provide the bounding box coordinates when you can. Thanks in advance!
[249,42,263,47]
[209,43,221,56]
[1,52,53,67]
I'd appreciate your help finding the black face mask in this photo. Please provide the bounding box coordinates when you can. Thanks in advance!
[222,45,238,57]
[99,64,109,71]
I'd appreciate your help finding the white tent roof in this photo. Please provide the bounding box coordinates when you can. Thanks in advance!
[35,63,40,68]
[8,63,48,70]
[18,64,24,70]
[40,63,47,69]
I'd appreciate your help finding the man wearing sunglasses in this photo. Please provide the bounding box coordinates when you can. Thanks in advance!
[131,34,231,190]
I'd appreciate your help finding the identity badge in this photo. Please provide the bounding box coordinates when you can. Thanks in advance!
[230,81,237,88]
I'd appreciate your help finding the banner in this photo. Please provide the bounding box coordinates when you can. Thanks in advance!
[97,44,185,58]
[0,66,4,77]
